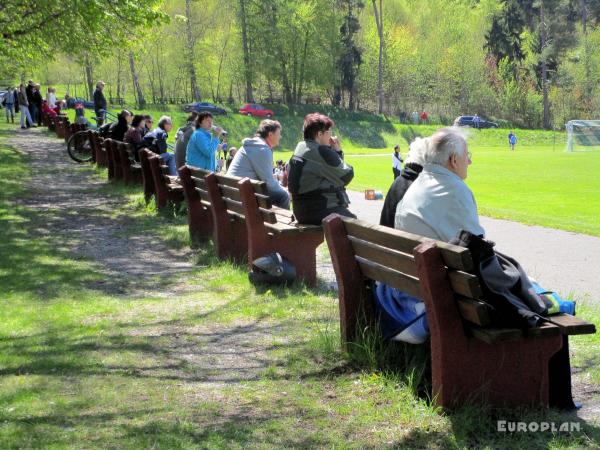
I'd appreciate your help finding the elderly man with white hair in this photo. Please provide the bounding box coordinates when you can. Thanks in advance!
[143,115,177,176]
[395,127,485,242]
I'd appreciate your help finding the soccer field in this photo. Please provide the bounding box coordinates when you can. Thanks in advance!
[347,144,600,236]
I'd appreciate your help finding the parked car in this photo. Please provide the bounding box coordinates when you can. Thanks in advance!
[454,115,498,128]
[183,102,227,115]
[239,103,274,118]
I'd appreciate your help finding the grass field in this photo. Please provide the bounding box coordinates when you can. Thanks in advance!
[2,121,600,448]
[59,105,600,236]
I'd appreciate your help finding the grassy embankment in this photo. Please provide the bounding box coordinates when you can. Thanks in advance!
[1,122,599,448]
[61,101,600,236]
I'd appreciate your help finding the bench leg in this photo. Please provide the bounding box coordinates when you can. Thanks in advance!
[213,218,247,263]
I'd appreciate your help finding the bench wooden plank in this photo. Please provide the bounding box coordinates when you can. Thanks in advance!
[548,314,597,335]
[447,270,483,299]
[469,326,523,344]
[215,173,267,193]
[456,296,492,327]
[194,187,210,202]
[349,236,417,277]
[354,256,421,298]
[344,220,473,271]
[223,198,246,216]
[527,322,562,338]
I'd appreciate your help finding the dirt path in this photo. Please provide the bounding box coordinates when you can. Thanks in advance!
[7,127,195,297]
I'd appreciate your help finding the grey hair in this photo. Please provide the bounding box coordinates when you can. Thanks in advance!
[158,115,172,129]
[414,127,467,166]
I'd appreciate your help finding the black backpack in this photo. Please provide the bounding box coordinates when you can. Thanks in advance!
[450,230,548,330]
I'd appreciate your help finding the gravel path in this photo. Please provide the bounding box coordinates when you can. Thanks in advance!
[7,127,195,297]
[347,190,600,302]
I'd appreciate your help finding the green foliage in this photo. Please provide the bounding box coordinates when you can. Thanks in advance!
[0,0,167,71]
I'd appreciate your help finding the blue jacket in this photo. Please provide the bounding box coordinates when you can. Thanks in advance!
[186,128,220,171]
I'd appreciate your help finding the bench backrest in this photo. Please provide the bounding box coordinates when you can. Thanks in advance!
[322,214,498,344]
[207,172,271,221]
[187,167,212,206]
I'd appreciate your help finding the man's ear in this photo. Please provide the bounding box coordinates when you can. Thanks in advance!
[448,153,457,169]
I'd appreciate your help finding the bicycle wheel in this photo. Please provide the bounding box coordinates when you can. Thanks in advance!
[67,131,93,163]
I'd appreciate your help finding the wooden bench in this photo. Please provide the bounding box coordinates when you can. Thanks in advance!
[118,142,142,185]
[65,123,87,142]
[54,116,69,139]
[238,178,323,286]
[203,172,269,263]
[199,171,323,284]
[103,139,122,181]
[139,149,156,203]
[89,131,106,166]
[178,166,213,245]
[147,152,184,209]
[323,214,596,409]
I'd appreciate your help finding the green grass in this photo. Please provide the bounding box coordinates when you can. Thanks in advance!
[1,122,600,448]
[62,102,600,235]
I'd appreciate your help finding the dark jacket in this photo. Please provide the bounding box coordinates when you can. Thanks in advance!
[93,88,106,112]
[32,89,43,107]
[109,115,129,142]
[143,127,169,154]
[288,139,354,224]
[25,85,34,105]
[174,121,196,169]
[379,163,423,228]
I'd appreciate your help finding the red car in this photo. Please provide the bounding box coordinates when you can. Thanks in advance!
[239,103,274,118]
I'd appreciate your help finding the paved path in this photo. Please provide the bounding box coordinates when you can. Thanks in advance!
[347,190,600,302]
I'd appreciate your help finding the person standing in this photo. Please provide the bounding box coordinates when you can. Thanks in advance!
[420,110,428,123]
[473,114,481,130]
[186,112,223,172]
[93,81,107,126]
[25,80,35,127]
[17,84,35,129]
[3,86,16,123]
[174,112,198,170]
[32,84,43,126]
[225,147,237,171]
[227,119,290,209]
[508,131,517,151]
[46,87,56,109]
[392,144,403,179]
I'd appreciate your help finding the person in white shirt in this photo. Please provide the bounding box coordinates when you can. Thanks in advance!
[395,127,485,242]
[46,87,57,109]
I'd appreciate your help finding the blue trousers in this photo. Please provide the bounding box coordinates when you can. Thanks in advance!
[159,152,177,176]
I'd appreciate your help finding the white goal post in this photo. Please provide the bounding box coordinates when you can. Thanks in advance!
[566,120,600,152]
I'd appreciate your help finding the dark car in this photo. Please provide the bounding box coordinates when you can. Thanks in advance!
[184,102,227,115]
[66,96,95,109]
[454,115,498,128]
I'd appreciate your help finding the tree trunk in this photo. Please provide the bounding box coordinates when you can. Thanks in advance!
[185,0,201,101]
[297,30,310,103]
[128,51,146,107]
[373,0,384,114]
[239,0,254,102]
[84,57,94,100]
[580,0,591,110]
[116,55,123,99]
[540,2,550,129]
